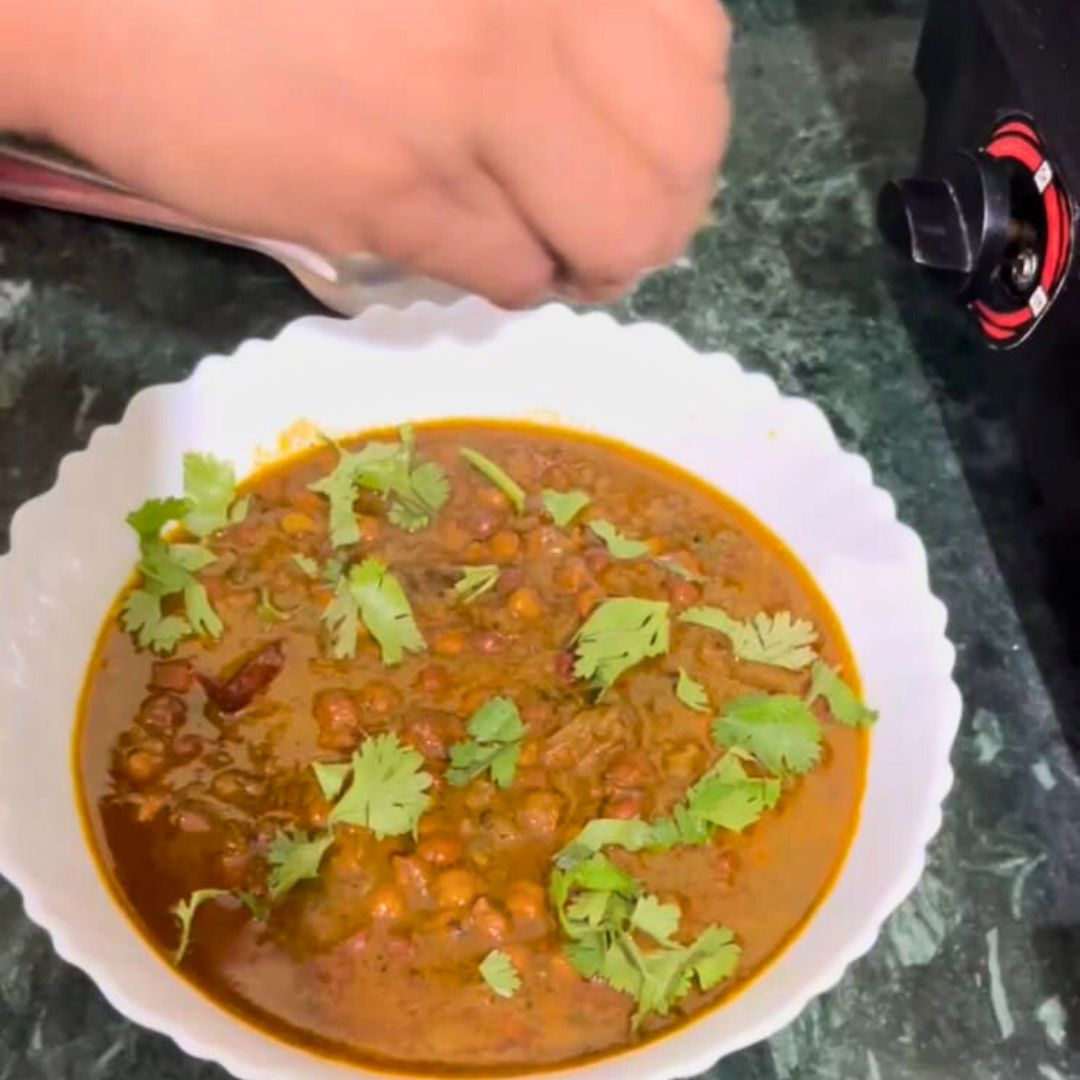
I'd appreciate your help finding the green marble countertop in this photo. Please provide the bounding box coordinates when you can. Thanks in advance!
[2,2,1079,1078]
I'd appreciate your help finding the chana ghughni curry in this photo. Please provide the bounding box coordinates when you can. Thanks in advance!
[77,422,875,1071]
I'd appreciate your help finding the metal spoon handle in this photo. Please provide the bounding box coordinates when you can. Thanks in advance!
[0,142,341,281]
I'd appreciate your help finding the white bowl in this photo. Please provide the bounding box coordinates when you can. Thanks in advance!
[0,299,961,1080]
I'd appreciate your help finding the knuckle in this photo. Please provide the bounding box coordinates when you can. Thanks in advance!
[588,222,672,284]
[488,260,554,308]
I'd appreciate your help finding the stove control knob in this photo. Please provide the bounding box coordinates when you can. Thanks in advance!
[878,150,1012,302]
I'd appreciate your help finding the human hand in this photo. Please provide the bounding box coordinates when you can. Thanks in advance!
[12,0,731,306]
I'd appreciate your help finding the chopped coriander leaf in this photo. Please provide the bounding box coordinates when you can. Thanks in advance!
[684,925,741,990]
[565,851,640,896]
[460,447,526,513]
[555,818,656,871]
[680,605,818,671]
[267,830,335,903]
[479,950,522,998]
[309,449,368,547]
[549,850,741,1022]
[389,459,451,533]
[680,753,782,833]
[182,453,247,537]
[653,556,704,583]
[312,760,352,802]
[447,697,526,788]
[321,558,424,664]
[180,581,222,637]
[322,556,347,584]
[550,852,640,938]
[170,888,230,965]
[566,889,614,929]
[454,564,500,604]
[127,496,192,544]
[257,587,294,624]
[310,427,450,546]
[184,582,224,638]
[573,598,670,694]
[808,661,878,728]
[589,520,651,559]
[323,575,361,660]
[559,755,780,870]
[630,895,680,945]
[121,590,190,654]
[292,554,321,578]
[348,558,425,665]
[713,694,822,776]
[235,890,269,922]
[542,489,591,527]
[644,923,739,1022]
[675,668,710,713]
[122,495,225,655]
[169,543,218,573]
[138,540,214,594]
[565,934,607,979]
[328,733,433,839]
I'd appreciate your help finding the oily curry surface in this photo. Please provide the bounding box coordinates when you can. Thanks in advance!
[77,422,869,1072]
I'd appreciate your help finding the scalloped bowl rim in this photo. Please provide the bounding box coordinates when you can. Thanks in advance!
[0,298,961,1080]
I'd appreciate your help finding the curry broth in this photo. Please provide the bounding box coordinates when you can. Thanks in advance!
[76,421,867,1073]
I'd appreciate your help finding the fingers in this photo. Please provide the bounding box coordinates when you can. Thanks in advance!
[352,159,558,309]
[645,0,733,77]
[477,23,679,298]
[558,0,730,187]
[477,1,728,301]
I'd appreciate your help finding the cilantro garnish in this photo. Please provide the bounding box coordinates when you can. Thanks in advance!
[127,497,192,543]
[542,489,591,527]
[322,558,425,665]
[122,499,225,655]
[310,425,449,546]
[170,888,230,965]
[682,925,742,990]
[675,668,710,713]
[479,949,522,998]
[349,558,425,665]
[680,606,818,670]
[137,539,215,592]
[312,760,352,801]
[653,556,704,583]
[589,520,650,559]
[235,890,269,922]
[292,554,321,579]
[172,833,335,962]
[555,819,656,871]
[558,752,780,869]
[454,564,500,604]
[808,661,878,728]
[324,575,361,660]
[549,852,741,1023]
[328,733,433,839]
[629,894,680,944]
[675,752,782,834]
[121,592,190,655]
[267,830,334,903]
[121,454,245,656]
[460,447,526,513]
[447,697,526,788]
[182,453,249,537]
[712,695,822,776]
[573,598,670,694]
[183,581,223,638]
